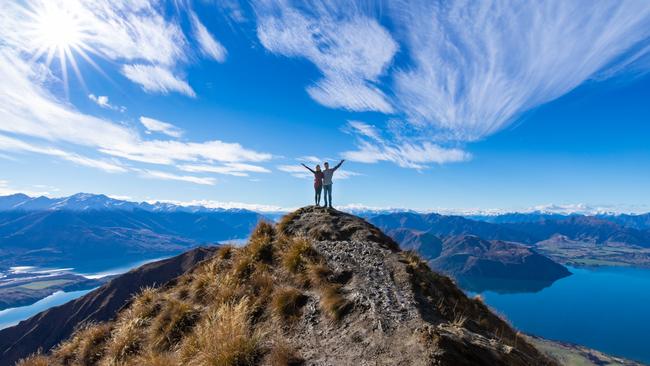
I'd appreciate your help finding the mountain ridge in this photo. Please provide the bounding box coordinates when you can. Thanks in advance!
[12,207,557,365]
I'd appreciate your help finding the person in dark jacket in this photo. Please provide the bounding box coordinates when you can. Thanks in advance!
[301,163,325,206]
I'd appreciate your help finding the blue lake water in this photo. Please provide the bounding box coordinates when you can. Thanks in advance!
[0,255,176,330]
[469,266,650,364]
[0,289,93,329]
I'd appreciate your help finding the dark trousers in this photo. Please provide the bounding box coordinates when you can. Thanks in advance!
[315,185,322,205]
[323,184,332,207]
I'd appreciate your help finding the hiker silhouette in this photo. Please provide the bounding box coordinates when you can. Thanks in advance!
[301,159,344,208]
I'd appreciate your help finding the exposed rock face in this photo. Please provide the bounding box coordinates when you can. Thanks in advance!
[13,207,557,365]
[0,247,218,366]
[276,207,556,365]
[431,235,571,281]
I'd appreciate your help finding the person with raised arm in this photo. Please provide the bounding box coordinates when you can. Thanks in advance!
[321,159,344,208]
[301,163,325,206]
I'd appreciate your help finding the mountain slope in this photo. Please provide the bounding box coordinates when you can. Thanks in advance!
[0,208,263,270]
[17,207,556,365]
[369,212,537,243]
[0,247,218,366]
[431,235,571,281]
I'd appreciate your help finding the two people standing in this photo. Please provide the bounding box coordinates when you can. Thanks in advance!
[301,160,345,208]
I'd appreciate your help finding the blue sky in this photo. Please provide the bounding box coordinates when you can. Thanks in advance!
[1,0,649,213]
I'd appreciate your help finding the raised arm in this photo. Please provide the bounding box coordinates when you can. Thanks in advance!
[301,163,315,174]
[333,159,345,171]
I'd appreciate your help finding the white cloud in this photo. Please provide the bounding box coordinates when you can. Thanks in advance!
[277,164,359,180]
[342,121,471,168]
[122,64,196,97]
[190,11,227,62]
[0,134,128,173]
[0,180,53,197]
[88,94,125,112]
[1,0,190,86]
[139,116,183,138]
[150,199,292,213]
[255,1,397,113]
[179,163,270,177]
[306,75,393,113]
[390,1,650,141]
[138,170,216,186]
[252,0,650,168]
[0,49,271,182]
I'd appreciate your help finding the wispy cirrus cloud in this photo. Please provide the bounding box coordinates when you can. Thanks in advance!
[137,169,216,186]
[0,134,128,173]
[190,11,227,62]
[342,121,470,168]
[0,49,270,184]
[255,0,397,113]
[139,116,184,138]
[122,64,196,97]
[179,163,271,177]
[277,164,359,180]
[390,0,650,141]
[252,0,650,168]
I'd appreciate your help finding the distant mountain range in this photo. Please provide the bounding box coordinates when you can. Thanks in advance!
[369,211,650,277]
[0,193,249,213]
[0,193,265,273]
[370,212,650,247]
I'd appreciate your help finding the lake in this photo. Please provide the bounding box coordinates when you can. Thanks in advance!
[467,266,650,364]
[0,289,93,329]
[0,255,175,330]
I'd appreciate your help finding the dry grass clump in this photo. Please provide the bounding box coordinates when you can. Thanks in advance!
[276,210,301,236]
[179,299,263,366]
[126,351,178,366]
[271,287,307,321]
[217,244,235,260]
[282,237,317,274]
[130,286,161,319]
[103,316,146,363]
[51,322,111,365]
[267,341,304,366]
[319,284,352,321]
[148,298,199,351]
[15,353,50,366]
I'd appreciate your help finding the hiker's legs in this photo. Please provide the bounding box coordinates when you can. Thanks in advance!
[324,184,332,208]
[315,186,322,206]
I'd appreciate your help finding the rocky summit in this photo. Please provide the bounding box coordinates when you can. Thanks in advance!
[17,206,556,366]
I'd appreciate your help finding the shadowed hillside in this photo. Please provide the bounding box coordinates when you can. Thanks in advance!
[16,207,556,365]
[0,247,218,366]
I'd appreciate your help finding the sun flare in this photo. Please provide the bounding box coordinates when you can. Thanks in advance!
[24,0,98,94]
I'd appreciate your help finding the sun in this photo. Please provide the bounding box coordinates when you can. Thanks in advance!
[24,0,98,95]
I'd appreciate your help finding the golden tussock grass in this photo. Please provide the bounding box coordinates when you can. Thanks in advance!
[282,237,317,274]
[18,216,353,365]
[179,298,263,366]
[103,316,146,363]
[15,353,50,366]
[271,287,307,321]
[319,284,351,321]
[268,341,304,366]
[125,351,178,366]
[148,298,198,351]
